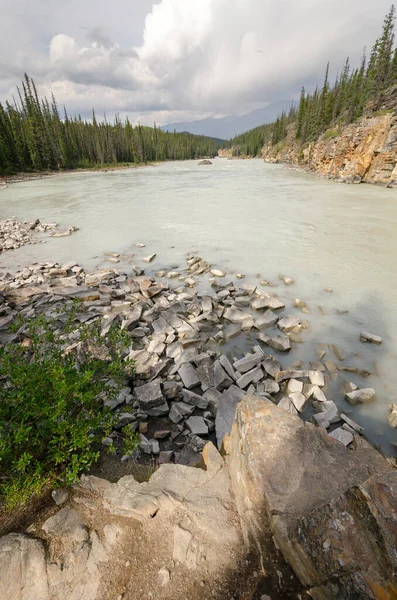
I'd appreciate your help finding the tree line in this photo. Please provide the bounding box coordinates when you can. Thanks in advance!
[225,5,397,156]
[0,76,220,175]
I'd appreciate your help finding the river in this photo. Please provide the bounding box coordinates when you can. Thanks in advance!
[1,158,396,454]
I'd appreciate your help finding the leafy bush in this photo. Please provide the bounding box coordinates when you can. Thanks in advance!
[0,306,134,508]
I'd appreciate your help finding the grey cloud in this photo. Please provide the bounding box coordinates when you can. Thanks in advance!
[0,0,394,124]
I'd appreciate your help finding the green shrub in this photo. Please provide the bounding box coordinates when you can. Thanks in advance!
[323,129,340,139]
[0,306,134,508]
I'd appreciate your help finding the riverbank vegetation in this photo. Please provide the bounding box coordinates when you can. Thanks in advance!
[0,76,220,175]
[224,5,397,156]
[0,305,135,509]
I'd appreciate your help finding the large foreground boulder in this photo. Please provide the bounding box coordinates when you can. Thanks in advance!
[229,395,396,599]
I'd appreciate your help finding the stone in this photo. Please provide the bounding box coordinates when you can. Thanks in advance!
[345,388,376,406]
[278,397,299,415]
[169,401,195,423]
[163,381,182,399]
[157,568,170,586]
[288,392,308,413]
[328,427,354,446]
[340,413,364,434]
[186,416,209,435]
[215,385,245,448]
[387,404,397,428]
[198,159,212,165]
[182,389,208,409]
[254,309,278,330]
[342,380,358,394]
[219,355,237,380]
[42,508,88,543]
[138,434,153,454]
[277,315,301,333]
[135,242,145,247]
[324,360,338,374]
[178,363,200,389]
[134,381,169,416]
[236,366,263,389]
[233,353,262,374]
[263,379,280,394]
[331,344,347,361]
[159,451,174,464]
[257,333,291,352]
[262,355,281,378]
[142,254,156,263]
[214,360,233,390]
[51,488,70,506]
[286,379,303,394]
[223,306,251,323]
[313,400,340,428]
[360,331,382,344]
[309,370,325,387]
[210,269,225,277]
[203,388,223,417]
[152,316,174,335]
[0,534,49,600]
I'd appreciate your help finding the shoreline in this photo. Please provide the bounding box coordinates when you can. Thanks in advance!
[0,161,159,186]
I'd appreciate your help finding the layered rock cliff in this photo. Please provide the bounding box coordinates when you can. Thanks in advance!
[261,86,397,186]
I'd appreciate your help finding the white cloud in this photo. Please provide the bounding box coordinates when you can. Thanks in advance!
[0,0,394,124]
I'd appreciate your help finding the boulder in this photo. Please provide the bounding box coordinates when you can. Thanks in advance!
[198,159,212,165]
[229,396,393,600]
[215,385,245,448]
[345,388,376,405]
[0,534,49,600]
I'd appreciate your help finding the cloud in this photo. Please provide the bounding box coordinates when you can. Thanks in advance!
[0,0,394,124]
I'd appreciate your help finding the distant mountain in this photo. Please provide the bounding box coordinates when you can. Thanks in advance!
[161,100,295,140]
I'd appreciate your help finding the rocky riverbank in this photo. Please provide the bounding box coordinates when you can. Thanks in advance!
[261,87,397,186]
[1,249,392,470]
[0,217,78,253]
[0,227,396,598]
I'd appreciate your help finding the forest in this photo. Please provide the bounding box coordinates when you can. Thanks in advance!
[0,76,220,175]
[225,5,397,156]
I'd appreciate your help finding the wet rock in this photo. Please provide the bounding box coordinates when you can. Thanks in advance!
[280,275,294,285]
[331,344,347,361]
[198,159,212,165]
[277,315,301,333]
[142,254,156,263]
[341,413,364,434]
[312,400,340,428]
[360,331,382,344]
[223,306,251,323]
[345,388,376,406]
[263,379,280,394]
[210,269,225,278]
[254,309,278,330]
[257,333,291,352]
[134,381,169,416]
[387,404,397,428]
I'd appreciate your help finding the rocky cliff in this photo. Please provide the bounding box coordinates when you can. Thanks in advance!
[261,87,397,186]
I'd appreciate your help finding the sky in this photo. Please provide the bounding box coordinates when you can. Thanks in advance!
[0,0,393,125]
